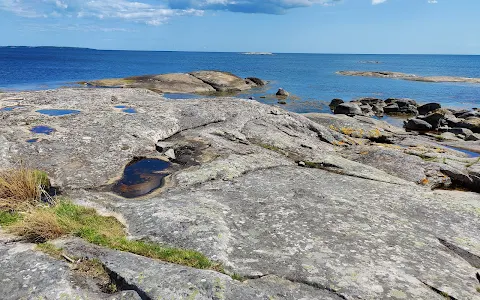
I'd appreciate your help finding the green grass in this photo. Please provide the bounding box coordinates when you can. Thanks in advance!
[0,211,22,226]
[4,199,217,270]
[230,273,246,282]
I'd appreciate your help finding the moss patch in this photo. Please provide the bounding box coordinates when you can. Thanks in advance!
[37,242,64,259]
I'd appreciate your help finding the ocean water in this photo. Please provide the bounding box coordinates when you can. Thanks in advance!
[1,47,479,114]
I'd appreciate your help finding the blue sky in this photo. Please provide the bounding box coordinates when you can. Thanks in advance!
[0,0,479,54]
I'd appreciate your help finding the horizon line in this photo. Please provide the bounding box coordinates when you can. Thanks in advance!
[1,45,479,56]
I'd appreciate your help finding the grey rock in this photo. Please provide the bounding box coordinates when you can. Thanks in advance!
[115,166,480,300]
[190,71,252,92]
[405,118,433,131]
[58,238,343,300]
[458,117,480,133]
[333,102,363,116]
[164,148,176,160]
[418,103,441,115]
[275,88,290,97]
[0,240,131,300]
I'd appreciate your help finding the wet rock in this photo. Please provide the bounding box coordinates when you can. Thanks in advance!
[329,98,344,110]
[275,88,289,97]
[418,103,441,115]
[405,118,433,131]
[333,102,363,116]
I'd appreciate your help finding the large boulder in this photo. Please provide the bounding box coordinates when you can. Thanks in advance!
[418,103,441,115]
[405,118,433,131]
[458,117,480,133]
[383,101,418,116]
[334,102,363,116]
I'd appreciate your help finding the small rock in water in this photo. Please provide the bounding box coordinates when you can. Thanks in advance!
[405,118,433,131]
[276,88,289,97]
[298,161,306,167]
[334,102,363,116]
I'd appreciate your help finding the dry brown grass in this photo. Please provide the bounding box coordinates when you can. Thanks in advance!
[0,167,49,211]
[10,208,66,242]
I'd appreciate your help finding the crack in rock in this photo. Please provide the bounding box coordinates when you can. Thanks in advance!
[438,238,480,268]
[420,281,458,300]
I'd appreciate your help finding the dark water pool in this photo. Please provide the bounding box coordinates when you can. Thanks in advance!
[114,105,127,108]
[36,109,80,116]
[31,126,55,135]
[26,138,39,143]
[112,158,171,198]
[122,108,137,114]
[163,93,204,100]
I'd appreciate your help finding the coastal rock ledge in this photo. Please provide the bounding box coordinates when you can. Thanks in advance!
[337,70,480,84]
[82,70,267,94]
[1,88,480,300]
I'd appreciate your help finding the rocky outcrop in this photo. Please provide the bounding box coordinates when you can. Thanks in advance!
[84,71,267,94]
[1,88,480,299]
[338,70,480,84]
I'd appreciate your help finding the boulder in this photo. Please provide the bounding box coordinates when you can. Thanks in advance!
[405,118,433,131]
[385,98,417,106]
[85,71,267,94]
[275,88,290,97]
[419,109,451,129]
[333,102,363,116]
[384,102,418,116]
[329,98,344,110]
[457,111,480,119]
[358,97,385,107]
[418,103,441,115]
[457,117,480,133]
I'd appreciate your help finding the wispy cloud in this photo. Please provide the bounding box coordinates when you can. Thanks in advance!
[372,0,438,4]
[0,0,342,25]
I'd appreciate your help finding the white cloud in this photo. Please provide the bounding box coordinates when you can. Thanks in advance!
[0,0,343,25]
[372,0,387,5]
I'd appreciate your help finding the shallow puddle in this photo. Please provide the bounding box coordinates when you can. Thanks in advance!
[112,158,171,198]
[36,109,81,116]
[114,105,128,109]
[26,138,39,143]
[122,108,137,114]
[31,126,55,135]
[0,106,23,112]
[444,145,480,158]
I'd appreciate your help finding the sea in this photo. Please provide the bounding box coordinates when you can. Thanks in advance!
[1,47,479,118]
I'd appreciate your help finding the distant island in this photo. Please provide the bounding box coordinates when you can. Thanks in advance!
[337,70,480,84]
[241,52,274,55]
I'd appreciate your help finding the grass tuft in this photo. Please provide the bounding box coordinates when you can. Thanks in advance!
[0,167,50,211]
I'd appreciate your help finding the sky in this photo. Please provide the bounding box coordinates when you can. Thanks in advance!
[0,0,479,54]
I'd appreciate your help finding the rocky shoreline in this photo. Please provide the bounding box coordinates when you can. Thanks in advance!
[1,86,480,299]
[338,70,480,84]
